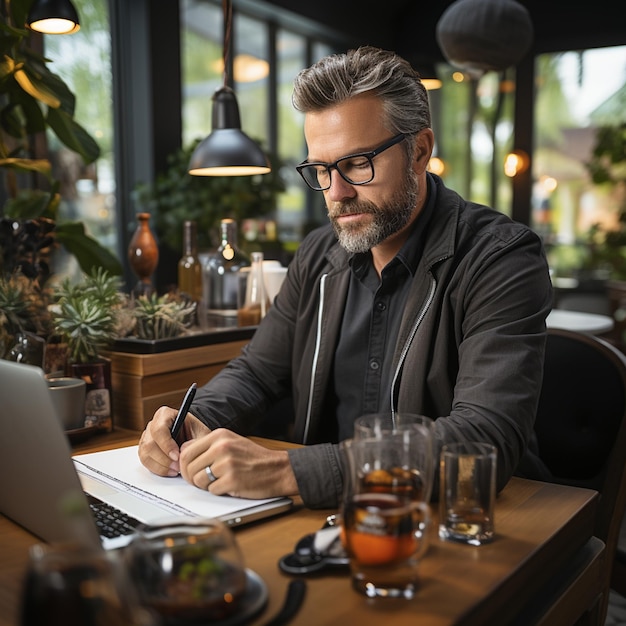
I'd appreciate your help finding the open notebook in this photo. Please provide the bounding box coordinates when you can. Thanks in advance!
[0,360,293,550]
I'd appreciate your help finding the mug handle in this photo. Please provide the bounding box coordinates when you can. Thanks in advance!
[411,501,431,561]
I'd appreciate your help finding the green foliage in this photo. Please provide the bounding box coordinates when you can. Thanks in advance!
[584,123,626,280]
[0,272,50,338]
[0,0,100,168]
[0,0,121,277]
[132,292,196,340]
[51,268,125,363]
[588,124,626,186]
[134,138,286,253]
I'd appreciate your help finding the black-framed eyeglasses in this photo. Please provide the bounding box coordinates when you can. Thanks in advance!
[295,133,407,191]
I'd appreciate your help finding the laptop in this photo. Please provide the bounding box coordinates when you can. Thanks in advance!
[0,359,293,550]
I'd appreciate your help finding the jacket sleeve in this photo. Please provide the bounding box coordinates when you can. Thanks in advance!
[288,443,344,509]
[411,219,553,498]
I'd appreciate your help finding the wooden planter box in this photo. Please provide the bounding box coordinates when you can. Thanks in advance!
[106,328,254,431]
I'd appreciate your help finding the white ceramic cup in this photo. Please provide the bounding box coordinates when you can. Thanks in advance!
[262,261,287,302]
[47,377,87,431]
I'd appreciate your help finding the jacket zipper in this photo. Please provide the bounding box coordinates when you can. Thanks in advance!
[303,273,327,443]
[389,274,437,417]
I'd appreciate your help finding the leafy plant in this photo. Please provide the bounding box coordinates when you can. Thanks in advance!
[51,267,126,363]
[0,0,121,277]
[133,138,286,253]
[585,123,626,280]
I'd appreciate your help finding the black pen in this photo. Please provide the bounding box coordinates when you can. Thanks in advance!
[170,382,197,442]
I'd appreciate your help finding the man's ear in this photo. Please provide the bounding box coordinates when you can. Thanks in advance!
[413,129,435,175]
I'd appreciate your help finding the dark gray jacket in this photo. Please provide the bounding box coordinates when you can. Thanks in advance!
[192,174,553,508]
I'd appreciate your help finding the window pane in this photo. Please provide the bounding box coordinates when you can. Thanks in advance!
[44,0,115,279]
[181,0,223,147]
[533,46,626,280]
[276,30,306,246]
[234,13,269,147]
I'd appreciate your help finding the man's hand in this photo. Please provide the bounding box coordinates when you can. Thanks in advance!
[179,428,299,500]
[138,405,210,477]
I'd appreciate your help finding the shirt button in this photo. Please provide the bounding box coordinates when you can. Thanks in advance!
[369,359,380,370]
[376,301,386,312]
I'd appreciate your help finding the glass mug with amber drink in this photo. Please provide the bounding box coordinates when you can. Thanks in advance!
[353,413,434,502]
[340,435,431,599]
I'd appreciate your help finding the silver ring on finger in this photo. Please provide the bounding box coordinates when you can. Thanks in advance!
[205,465,217,484]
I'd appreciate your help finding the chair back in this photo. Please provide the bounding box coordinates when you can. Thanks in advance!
[534,328,626,622]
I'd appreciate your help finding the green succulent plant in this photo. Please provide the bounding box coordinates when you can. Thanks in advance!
[51,267,126,363]
[132,292,196,340]
[0,272,51,357]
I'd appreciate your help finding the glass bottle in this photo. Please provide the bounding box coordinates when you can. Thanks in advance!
[177,220,202,303]
[237,251,270,327]
[202,219,250,326]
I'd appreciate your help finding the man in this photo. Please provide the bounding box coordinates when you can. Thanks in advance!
[138,46,552,509]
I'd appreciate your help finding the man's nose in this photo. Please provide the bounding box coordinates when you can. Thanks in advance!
[326,168,356,202]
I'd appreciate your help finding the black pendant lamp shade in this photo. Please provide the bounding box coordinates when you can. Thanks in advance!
[27,0,80,34]
[188,86,271,176]
[188,0,271,177]
[436,0,533,77]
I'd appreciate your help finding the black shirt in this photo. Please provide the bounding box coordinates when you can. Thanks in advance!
[333,174,437,441]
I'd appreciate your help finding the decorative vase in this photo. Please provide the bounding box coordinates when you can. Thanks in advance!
[128,212,159,297]
[68,357,113,431]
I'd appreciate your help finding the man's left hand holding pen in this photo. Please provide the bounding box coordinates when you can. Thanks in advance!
[138,382,212,478]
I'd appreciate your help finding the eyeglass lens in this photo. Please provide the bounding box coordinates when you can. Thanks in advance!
[300,155,374,190]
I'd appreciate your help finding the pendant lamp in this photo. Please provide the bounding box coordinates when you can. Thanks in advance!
[436,0,533,78]
[27,0,80,35]
[188,0,271,177]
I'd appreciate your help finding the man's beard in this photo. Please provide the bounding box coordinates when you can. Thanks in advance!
[328,170,419,254]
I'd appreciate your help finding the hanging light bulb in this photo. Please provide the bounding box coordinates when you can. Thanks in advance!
[188,0,270,177]
[27,0,80,35]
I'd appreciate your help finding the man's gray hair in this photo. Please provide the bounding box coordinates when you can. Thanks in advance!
[292,46,432,138]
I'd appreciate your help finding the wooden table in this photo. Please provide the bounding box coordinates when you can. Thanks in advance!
[0,430,604,626]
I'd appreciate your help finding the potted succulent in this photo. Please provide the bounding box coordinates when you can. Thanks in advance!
[50,267,130,430]
[132,292,196,341]
[0,272,48,361]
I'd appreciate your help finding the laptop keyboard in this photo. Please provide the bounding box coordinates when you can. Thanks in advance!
[86,494,142,539]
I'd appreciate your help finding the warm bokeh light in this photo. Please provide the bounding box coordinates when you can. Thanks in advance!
[422,77,442,90]
[539,174,558,193]
[504,150,529,177]
[213,54,269,83]
[428,156,446,176]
